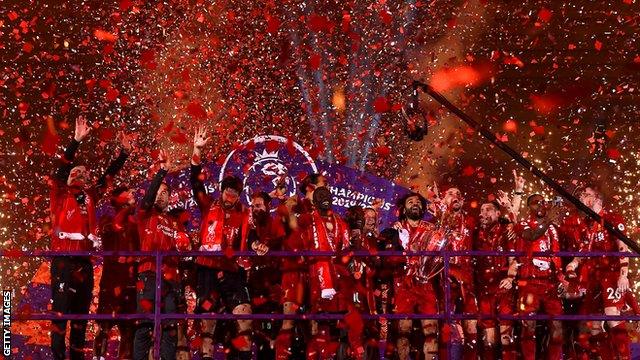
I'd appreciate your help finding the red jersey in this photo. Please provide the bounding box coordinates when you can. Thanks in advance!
[100,206,139,252]
[137,206,187,277]
[393,219,438,283]
[299,210,350,294]
[196,202,250,271]
[50,140,128,252]
[50,182,98,251]
[564,211,627,272]
[474,222,513,284]
[516,217,561,280]
[277,198,329,272]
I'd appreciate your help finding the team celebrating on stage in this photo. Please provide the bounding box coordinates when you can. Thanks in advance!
[48,118,634,360]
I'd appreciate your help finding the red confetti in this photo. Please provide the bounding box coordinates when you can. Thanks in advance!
[308,14,333,32]
[538,8,553,22]
[503,55,525,68]
[140,50,157,70]
[266,15,280,34]
[462,165,475,177]
[186,101,207,119]
[171,131,188,144]
[503,119,518,133]
[373,96,390,113]
[265,140,280,153]
[594,40,603,51]
[2,248,25,258]
[105,88,119,102]
[22,42,34,53]
[119,0,133,11]
[607,148,621,160]
[431,65,491,91]
[373,145,391,157]
[309,53,322,70]
[231,335,249,350]
[94,29,118,42]
[379,10,392,25]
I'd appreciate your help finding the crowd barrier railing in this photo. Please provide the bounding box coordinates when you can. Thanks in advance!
[3,249,637,359]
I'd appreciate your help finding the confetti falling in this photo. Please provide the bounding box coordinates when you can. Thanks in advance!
[1,0,640,352]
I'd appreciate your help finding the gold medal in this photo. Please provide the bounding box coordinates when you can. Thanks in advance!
[325,222,334,231]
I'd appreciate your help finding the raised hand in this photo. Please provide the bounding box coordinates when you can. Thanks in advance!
[158,149,171,171]
[513,170,525,192]
[192,126,210,165]
[74,117,92,142]
[193,126,210,150]
[117,131,133,152]
[496,190,512,208]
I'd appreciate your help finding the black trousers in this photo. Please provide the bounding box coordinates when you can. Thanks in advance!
[133,271,179,360]
[50,256,94,360]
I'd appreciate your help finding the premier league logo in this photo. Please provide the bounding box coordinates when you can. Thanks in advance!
[219,135,318,208]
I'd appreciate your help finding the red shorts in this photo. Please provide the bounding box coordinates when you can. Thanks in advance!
[581,270,625,313]
[394,279,438,315]
[518,279,563,315]
[281,271,308,305]
[478,284,515,328]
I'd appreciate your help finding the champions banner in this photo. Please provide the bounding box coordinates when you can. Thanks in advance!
[160,135,410,228]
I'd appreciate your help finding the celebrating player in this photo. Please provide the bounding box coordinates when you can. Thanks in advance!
[515,194,565,360]
[191,127,253,360]
[565,186,632,359]
[50,117,129,360]
[392,192,439,360]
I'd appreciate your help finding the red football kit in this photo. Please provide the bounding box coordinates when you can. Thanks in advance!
[393,219,439,316]
[516,216,563,360]
[298,209,350,312]
[474,222,515,328]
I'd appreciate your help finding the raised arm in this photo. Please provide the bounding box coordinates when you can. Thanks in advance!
[511,170,525,221]
[53,117,91,182]
[96,131,132,193]
[141,150,170,211]
[190,126,212,213]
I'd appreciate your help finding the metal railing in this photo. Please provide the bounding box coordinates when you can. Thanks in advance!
[4,249,637,359]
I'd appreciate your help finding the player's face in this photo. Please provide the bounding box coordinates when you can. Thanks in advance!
[313,186,332,211]
[479,203,499,226]
[364,209,378,233]
[528,195,547,218]
[251,196,269,223]
[347,207,365,230]
[67,166,89,188]
[404,195,424,220]
[222,188,240,209]
[444,188,464,211]
[154,183,170,210]
[251,197,267,213]
[579,187,601,211]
